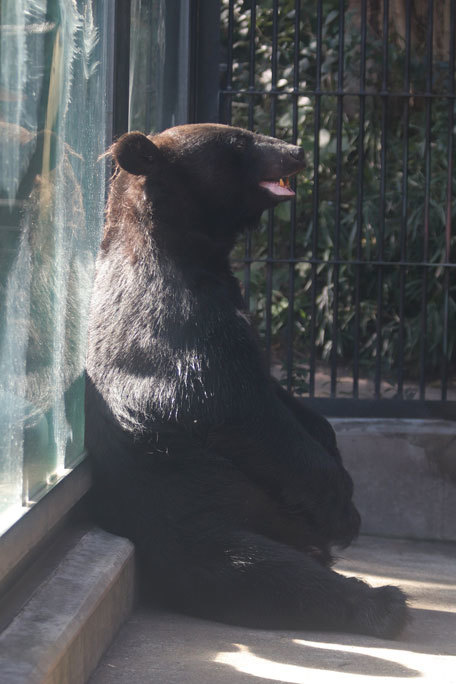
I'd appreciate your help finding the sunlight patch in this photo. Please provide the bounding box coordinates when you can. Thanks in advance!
[214,640,455,683]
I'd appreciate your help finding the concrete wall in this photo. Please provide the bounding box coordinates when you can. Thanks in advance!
[333,419,456,542]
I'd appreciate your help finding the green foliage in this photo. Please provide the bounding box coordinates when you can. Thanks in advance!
[221,0,456,392]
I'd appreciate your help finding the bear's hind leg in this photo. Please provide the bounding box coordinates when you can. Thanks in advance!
[144,528,407,638]
[99,456,407,638]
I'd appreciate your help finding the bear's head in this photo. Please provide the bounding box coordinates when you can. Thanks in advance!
[105,124,305,259]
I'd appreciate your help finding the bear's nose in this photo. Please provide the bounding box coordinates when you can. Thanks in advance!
[289,147,305,162]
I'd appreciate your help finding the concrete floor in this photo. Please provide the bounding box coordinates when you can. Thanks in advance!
[90,536,456,684]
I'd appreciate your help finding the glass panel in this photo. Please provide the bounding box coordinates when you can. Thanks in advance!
[0,0,111,534]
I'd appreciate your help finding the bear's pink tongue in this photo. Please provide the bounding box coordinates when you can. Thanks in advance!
[259,180,295,197]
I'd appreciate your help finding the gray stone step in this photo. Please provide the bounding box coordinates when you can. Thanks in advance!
[0,528,135,684]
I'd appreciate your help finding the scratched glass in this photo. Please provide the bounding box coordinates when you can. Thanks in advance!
[0,0,110,534]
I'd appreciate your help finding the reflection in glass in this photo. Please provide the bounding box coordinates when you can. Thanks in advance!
[0,0,110,533]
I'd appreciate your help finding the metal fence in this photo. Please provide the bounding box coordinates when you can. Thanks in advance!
[213,0,456,418]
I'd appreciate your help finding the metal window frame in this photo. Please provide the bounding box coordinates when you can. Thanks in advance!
[111,0,131,138]
[188,0,221,123]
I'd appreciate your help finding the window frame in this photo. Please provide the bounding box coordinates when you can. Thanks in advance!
[0,0,131,581]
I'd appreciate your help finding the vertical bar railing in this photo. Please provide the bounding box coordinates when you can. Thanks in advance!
[353,0,367,398]
[331,0,345,398]
[264,0,279,366]
[247,2,256,131]
[309,0,323,398]
[442,0,455,401]
[419,0,434,399]
[214,0,456,419]
[398,0,412,399]
[285,0,301,393]
[374,0,389,399]
[244,1,257,311]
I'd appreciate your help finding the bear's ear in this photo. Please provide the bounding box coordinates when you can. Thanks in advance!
[111,132,160,176]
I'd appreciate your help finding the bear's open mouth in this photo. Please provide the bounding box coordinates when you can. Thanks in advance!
[259,176,295,200]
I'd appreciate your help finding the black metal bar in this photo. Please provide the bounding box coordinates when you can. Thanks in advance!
[398,0,412,399]
[442,0,455,401]
[248,1,256,131]
[353,0,367,399]
[270,0,278,133]
[112,0,131,138]
[285,0,301,393]
[265,0,279,367]
[310,0,323,398]
[226,0,234,90]
[331,0,345,399]
[244,2,257,309]
[374,0,389,399]
[419,0,434,400]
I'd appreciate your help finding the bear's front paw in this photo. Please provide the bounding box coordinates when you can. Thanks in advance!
[351,584,409,639]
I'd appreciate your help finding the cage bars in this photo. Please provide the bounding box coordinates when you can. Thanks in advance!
[217,0,456,417]
[285,0,301,393]
[353,0,367,399]
[442,0,455,401]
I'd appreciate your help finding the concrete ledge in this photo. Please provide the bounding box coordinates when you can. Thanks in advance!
[0,459,92,597]
[0,528,135,684]
[332,419,456,541]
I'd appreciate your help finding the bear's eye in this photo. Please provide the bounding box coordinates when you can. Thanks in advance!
[229,135,249,152]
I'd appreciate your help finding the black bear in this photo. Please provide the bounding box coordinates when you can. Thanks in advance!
[85,124,407,637]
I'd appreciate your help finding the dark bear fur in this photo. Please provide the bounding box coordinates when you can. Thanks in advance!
[85,124,407,637]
